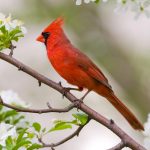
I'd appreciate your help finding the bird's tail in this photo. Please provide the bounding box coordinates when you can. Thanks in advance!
[105,93,144,130]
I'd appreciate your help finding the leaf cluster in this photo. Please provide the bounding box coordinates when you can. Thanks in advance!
[0,105,26,128]
[0,25,24,51]
[32,113,88,136]
[2,129,42,150]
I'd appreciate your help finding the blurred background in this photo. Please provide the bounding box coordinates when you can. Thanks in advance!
[0,0,150,149]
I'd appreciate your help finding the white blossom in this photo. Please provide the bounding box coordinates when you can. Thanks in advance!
[20,26,27,34]
[74,0,150,18]
[115,0,150,17]
[0,13,5,26]
[0,13,27,34]
[0,90,30,108]
[143,114,150,149]
[114,0,132,14]
[75,0,96,5]
[132,0,150,19]
[0,123,17,146]
[103,0,108,2]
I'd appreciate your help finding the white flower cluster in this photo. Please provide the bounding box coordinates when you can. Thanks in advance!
[143,114,150,149]
[114,0,150,18]
[0,90,30,108]
[75,0,96,5]
[75,0,150,18]
[0,13,27,34]
[0,90,32,148]
[0,123,17,146]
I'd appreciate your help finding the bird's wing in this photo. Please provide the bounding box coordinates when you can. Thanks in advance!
[76,51,112,90]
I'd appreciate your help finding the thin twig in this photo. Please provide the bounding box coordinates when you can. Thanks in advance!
[0,96,74,114]
[9,42,16,56]
[0,52,146,150]
[39,118,91,148]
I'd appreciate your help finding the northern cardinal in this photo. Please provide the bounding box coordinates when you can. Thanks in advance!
[36,17,144,130]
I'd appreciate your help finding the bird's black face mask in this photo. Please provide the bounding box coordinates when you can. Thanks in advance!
[42,32,50,46]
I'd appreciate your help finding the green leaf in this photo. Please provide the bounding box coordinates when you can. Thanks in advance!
[9,28,21,37]
[27,132,35,139]
[70,119,78,125]
[13,36,19,42]
[5,136,14,150]
[49,122,72,132]
[27,143,42,150]
[16,128,27,143]
[72,113,88,125]
[32,122,41,132]
[13,140,31,150]
[0,105,3,111]
[13,115,25,125]
[3,110,18,119]
[0,26,7,34]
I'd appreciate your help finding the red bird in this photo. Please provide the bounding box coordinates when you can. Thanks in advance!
[36,17,144,130]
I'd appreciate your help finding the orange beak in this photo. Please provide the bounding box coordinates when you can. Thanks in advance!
[36,35,45,43]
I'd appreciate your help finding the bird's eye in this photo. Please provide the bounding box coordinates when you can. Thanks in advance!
[42,32,50,39]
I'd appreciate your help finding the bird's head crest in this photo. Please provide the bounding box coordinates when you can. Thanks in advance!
[36,17,64,43]
[45,17,64,31]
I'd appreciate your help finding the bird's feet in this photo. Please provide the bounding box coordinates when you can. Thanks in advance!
[62,87,83,98]
[73,90,91,111]
[72,90,91,110]
[58,82,83,98]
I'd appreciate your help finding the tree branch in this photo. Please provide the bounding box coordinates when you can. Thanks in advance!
[0,52,146,150]
[39,118,91,148]
[0,96,75,114]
